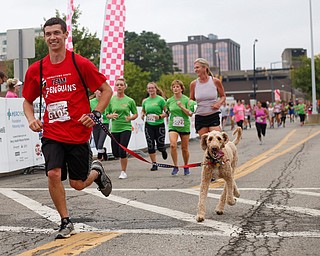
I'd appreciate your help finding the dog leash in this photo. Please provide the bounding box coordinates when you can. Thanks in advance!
[89,114,221,169]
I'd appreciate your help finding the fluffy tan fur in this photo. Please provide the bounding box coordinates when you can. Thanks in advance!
[196,127,242,222]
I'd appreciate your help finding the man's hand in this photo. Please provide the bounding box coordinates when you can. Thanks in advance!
[78,114,96,128]
[29,119,43,132]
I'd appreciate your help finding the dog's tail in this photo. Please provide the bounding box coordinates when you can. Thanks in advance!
[232,127,242,145]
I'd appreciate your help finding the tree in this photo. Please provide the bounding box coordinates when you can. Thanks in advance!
[124,31,174,81]
[157,73,195,99]
[291,55,320,100]
[29,6,101,66]
[123,61,151,105]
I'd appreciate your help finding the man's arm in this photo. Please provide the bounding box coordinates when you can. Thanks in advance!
[93,81,113,113]
[23,99,43,132]
[78,81,113,127]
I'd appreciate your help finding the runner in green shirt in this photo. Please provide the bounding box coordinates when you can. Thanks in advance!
[141,82,167,171]
[166,80,194,176]
[296,100,306,126]
[90,90,109,161]
[106,78,138,179]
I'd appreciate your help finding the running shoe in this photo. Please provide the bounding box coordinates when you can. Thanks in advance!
[150,163,158,171]
[55,220,76,239]
[161,150,168,160]
[92,160,112,197]
[119,171,128,179]
[184,168,190,175]
[171,167,179,175]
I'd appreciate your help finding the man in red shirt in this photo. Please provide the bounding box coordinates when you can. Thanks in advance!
[23,17,113,239]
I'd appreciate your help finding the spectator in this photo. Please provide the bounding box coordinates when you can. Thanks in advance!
[6,78,22,98]
[0,71,7,86]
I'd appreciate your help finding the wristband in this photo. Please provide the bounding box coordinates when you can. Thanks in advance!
[158,115,162,119]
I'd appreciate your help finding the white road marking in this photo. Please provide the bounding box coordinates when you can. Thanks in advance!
[0,189,98,232]
[1,187,320,238]
[179,189,320,216]
[84,189,242,236]
[1,225,320,238]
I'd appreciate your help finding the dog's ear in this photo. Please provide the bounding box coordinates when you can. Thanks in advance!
[200,133,209,151]
[221,132,229,145]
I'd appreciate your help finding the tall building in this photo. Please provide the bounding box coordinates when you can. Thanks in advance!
[167,34,241,74]
[281,48,307,69]
[0,32,8,61]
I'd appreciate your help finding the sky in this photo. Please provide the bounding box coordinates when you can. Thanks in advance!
[1,0,320,70]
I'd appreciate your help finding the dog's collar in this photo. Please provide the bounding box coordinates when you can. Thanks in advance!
[205,150,226,167]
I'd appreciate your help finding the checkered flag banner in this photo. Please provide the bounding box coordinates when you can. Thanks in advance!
[66,0,74,51]
[99,0,126,90]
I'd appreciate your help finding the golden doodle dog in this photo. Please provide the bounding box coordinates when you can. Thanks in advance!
[196,127,242,222]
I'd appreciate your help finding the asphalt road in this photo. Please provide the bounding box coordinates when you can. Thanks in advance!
[1,119,320,256]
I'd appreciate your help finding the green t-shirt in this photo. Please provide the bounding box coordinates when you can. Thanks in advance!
[89,98,109,124]
[166,94,194,133]
[106,95,138,132]
[142,95,166,126]
[296,103,306,115]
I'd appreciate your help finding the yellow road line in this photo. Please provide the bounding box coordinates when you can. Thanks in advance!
[193,128,320,189]
[17,232,120,256]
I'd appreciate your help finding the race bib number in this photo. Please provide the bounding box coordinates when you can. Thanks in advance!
[146,114,156,123]
[47,101,70,123]
[173,116,184,127]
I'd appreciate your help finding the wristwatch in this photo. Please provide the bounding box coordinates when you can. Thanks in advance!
[92,110,102,119]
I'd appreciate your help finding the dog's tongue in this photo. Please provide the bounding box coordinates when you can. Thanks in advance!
[217,150,224,158]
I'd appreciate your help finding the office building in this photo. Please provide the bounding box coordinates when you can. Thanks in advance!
[281,48,307,69]
[167,34,241,74]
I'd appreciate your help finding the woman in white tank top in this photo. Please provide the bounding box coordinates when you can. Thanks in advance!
[189,58,226,137]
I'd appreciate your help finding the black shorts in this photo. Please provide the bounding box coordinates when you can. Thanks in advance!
[41,137,92,181]
[195,112,221,132]
[168,130,190,136]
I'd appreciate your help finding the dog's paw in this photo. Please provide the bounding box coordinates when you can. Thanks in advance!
[227,198,236,206]
[215,210,224,215]
[196,215,205,222]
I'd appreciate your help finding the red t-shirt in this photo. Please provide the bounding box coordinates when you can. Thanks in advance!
[23,50,106,144]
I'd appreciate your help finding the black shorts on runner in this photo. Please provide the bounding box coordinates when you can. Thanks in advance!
[168,130,190,136]
[41,137,92,181]
[195,112,221,133]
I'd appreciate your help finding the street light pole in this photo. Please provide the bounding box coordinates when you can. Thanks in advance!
[253,39,258,100]
[309,0,317,114]
[215,50,221,78]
